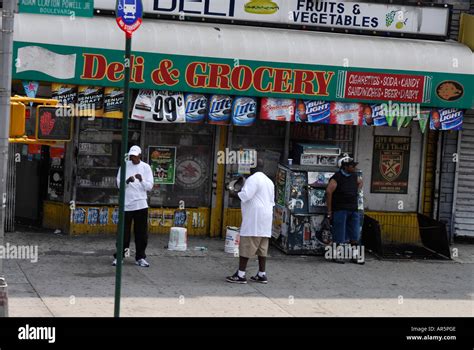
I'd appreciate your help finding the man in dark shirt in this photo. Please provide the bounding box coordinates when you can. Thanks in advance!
[326,158,363,261]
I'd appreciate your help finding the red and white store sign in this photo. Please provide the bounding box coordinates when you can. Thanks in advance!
[341,72,426,103]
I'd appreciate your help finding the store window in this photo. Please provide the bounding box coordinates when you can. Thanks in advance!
[75,118,142,205]
[144,123,215,208]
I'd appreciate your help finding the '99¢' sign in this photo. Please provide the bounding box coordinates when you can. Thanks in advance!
[152,94,185,123]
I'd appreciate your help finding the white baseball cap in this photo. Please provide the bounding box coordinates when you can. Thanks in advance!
[129,145,142,157]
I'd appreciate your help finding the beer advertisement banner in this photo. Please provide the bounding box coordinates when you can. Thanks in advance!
[429,108,464,130]
[13,42,473,109]
[148,146,177,185]
[52,84,77,106]
[295,100,330,123]
[184,93,208,124]
[232,97,257,126]
[371,136,411,194]
[103,88,124,119]
[132,90,186,123]
[208,95,232,125]
[77,86,104,117]
[260,98,295,122]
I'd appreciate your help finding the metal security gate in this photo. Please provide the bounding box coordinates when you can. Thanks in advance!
[453,111,474,237]
[4,143,16,232]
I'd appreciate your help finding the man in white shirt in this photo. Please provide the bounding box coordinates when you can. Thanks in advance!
[113,145,154,267]
[226,167,275,284]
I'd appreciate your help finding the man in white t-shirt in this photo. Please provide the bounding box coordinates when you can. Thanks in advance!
[113,145,154,267]
[226,166,275,284]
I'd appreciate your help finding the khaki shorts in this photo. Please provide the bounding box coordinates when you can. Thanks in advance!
[239,236,269,258]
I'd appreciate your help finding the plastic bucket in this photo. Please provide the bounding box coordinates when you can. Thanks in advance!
[225,226,240,254]
[168,227,187,251]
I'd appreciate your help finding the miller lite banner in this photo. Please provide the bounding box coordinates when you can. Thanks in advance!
[232,97,257,126]
[208,95,232,125]
[185,93,208,123]
[371,136,411,194]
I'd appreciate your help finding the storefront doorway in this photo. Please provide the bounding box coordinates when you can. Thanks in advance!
[14,145,50,226]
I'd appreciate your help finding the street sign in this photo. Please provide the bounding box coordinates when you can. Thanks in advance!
[19,0,93,18]
[114,0,143,318]
[116,0,143,36]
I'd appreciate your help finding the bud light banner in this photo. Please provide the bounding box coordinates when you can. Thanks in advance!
[430,108,464,131]
[295,100,330,123]
[232,97,257,126]
[208,95,233,125]
[185,94,208,124]
[260,98,295,122]
[132,90,186,123]
[362,104,388,126]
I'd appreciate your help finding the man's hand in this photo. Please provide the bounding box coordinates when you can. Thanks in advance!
[135,174,143,182]
[126,176,135,184]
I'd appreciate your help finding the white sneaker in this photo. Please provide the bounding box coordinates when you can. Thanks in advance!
[136,258,150,267]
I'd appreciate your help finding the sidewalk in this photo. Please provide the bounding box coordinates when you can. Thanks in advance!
[2,230,473,317]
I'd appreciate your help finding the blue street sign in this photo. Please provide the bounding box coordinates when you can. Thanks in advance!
[116,0,143,35]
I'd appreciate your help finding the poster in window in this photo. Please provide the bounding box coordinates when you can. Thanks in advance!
[148,146,177,185]
[176,154,208,190]
[371,136,410,194]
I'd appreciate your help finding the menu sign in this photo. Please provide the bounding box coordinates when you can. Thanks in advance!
[341,72,426,103]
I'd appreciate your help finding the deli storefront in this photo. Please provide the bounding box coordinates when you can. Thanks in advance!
[10,12,474,243]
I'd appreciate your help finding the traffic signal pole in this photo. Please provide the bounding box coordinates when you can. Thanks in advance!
[0,0,15,317]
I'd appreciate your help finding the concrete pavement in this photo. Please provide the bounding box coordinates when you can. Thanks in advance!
[2,229,473,317]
